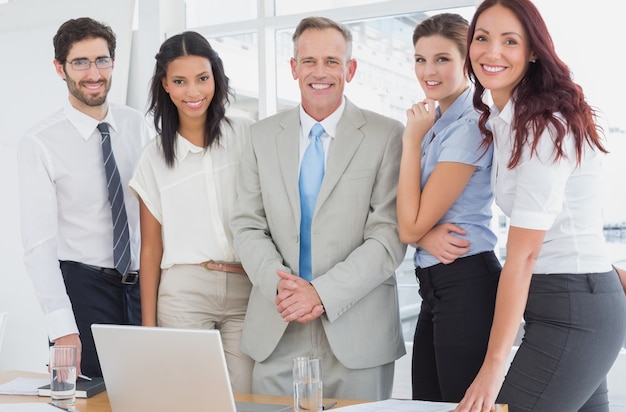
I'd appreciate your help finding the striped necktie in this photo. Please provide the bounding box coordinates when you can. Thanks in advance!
[97,123,131,275]
[298,123,325,281]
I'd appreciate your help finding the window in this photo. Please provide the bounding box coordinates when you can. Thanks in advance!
[276,0,389,15]
[205,34,259,120]
[186,0,257,27]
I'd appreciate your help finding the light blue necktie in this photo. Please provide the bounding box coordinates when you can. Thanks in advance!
[97,123,132,276]
[299,123,325,281]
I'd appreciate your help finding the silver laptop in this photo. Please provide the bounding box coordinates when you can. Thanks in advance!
[92,324,290,412]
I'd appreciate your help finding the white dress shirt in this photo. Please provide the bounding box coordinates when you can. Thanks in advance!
[17,100,152,340]
[129,117,252,268]
[298,98,346,168]
[490,100,610,274]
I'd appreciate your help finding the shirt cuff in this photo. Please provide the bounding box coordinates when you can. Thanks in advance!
[510,209,556,231]
[46,308,79,342]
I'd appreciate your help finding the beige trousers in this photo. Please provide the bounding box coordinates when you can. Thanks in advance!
[251,318,395,400]
[157,264,254,393]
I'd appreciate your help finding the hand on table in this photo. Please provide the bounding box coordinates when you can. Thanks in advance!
[454,361,504,412]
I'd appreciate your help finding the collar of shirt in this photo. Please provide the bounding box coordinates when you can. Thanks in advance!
[421,87,471,155]
[430,86,473,137]
[298,97,345,141]
[298,97,345,166]
[173,124,230,163]
[174,132,205,163]
[489,97,514,125]
[63,99,119,140]
[488,98,514,149]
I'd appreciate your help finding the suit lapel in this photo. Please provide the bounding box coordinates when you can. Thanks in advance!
[316,99,366,211]
[277,100,366,219]
[276,108,302,221]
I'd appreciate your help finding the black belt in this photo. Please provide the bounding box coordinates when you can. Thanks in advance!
[66,261,139,285]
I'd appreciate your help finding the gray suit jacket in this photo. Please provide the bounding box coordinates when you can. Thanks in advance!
[231,98,407,369]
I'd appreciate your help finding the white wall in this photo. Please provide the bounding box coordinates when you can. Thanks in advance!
[0,0,136,372]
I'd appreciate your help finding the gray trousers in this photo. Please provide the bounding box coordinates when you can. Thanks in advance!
[498,270,626,412]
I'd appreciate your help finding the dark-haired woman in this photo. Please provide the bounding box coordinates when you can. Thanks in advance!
[129,31,253,392]
[397,13,501,403]
[456,1,626,411]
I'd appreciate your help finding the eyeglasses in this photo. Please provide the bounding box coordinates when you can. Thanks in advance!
[66,57,113,71]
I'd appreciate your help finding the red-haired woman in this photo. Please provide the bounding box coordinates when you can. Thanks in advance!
[456,1,626,411]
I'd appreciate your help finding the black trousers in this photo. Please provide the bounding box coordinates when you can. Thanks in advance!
[412,250,501,402]
[58,261,141,377]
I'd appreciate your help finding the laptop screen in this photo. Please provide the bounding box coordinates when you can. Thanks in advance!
[92,324,238,412]
[92,324,291,412]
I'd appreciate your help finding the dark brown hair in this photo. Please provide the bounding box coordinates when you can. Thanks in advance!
[53,17,116,63]
[412,13,469,57]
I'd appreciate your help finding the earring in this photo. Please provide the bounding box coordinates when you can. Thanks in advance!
[530,59,536,63]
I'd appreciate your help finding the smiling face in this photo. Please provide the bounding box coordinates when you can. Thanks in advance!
[54,37,113,117]
[414,34,467,113]
[290,28,357,121]
[469,4,537,110]
[161,55,215,126]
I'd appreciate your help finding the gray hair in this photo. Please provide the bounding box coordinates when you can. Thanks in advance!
[292,16,353,60]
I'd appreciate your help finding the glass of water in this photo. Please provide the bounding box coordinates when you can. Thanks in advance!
[293,356,322,412]
[49,345,77,409]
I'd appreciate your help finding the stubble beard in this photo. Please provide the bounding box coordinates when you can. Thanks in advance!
[66,75,112,107]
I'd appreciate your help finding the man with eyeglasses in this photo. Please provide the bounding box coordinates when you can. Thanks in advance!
[17,17,151,377]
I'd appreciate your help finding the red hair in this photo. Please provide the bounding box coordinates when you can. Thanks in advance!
[466,0,607,168]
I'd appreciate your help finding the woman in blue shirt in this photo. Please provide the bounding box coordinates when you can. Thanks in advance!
[397,13,501,402]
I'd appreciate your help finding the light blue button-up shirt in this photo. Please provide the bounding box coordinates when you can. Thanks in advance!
[414,88,497,268]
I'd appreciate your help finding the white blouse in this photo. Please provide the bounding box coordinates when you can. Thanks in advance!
[130,117,252,269]
[490,100,610,274]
